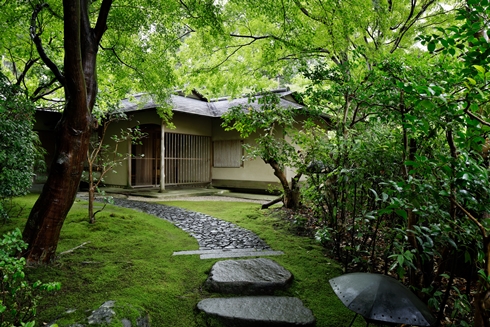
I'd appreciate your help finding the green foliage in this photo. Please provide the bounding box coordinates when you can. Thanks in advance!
[0,74,36,200]
[0,228,60,327]
[177,0,454,97]
[221,90,324,208]
[0,73,40,224]
[222,93,300,166]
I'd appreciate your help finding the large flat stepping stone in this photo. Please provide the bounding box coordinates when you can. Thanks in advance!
[198,296,315,327]
[204,258,293,294]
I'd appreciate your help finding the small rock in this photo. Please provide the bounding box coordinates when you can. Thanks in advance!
[87,301,116,325]
[137,314,151,327]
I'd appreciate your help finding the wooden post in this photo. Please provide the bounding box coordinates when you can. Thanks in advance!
[160,121,165,192]
[127,119,132,188]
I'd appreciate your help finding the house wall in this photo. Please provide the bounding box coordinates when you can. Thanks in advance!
[98,109,319,192]
[210,118,282,192]
[210,113,330,191]
[103,110,214,187]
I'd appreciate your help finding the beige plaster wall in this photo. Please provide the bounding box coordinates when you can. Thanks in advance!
[210,118,278,184]
[101,117,133,187]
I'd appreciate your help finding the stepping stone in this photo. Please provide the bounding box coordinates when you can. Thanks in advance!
[204,258,293,294]
[172,248,284,260]
[197,296,315,327]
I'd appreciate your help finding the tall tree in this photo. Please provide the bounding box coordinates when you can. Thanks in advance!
[21,0,114,263]
[177,0,456,96]
[0,0,218,263]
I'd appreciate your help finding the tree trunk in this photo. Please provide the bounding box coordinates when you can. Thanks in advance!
[287,173,302,209]
[22,0,111,263]
[266,159,300,210]
[22,104,92,263]
[88,162,95,224]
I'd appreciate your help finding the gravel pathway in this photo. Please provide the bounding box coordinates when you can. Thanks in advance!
[111,198,271,251]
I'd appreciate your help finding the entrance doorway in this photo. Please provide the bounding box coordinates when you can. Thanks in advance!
[131,125,160,186]
[131,125,211,187]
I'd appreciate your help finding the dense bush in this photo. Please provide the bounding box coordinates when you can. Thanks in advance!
[296,5,490,325]
[0,73,39,221]
[0,229,60,327]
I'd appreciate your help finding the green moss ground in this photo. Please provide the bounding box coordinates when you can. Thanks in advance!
[1,195,364,326]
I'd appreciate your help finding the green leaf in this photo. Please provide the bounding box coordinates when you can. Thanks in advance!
[447,238,458,250]
[398,254,404,265]
[418,99,435,109]
[438,190,449,196]
[395,209,407,219]
[474,65,486,74]
[428,42,436,52]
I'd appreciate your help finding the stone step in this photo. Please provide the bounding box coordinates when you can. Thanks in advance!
[197,296,315,327]
[173,249,284,259]
[204,258,293,294]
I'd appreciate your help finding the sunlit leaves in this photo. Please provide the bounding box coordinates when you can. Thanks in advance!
[176,0,453,97]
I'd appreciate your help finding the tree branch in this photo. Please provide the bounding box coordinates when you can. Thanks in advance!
[229,33,275,40]
[100,45,139,72]
[31,79,63,102]
[465,108,490,127]
[452,198,487,238]
[30,3,65,86]
[292,0,328,25]
[390,0,437,53]
[15,58,39,87]
[94,0,113,43]
[58,241,91,255]
[201,38,261,71]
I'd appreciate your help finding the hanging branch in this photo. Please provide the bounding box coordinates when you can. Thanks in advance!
[30,77,62,102]
[100,45,139,72]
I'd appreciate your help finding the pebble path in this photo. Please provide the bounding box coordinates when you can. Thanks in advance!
[111,198,272,251]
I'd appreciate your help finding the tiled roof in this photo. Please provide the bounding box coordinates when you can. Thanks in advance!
[119,89,303,118]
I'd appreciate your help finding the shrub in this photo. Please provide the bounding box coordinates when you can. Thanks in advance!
[0,229,60,327]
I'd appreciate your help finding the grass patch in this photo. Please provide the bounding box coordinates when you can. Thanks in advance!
[1,195,363,326]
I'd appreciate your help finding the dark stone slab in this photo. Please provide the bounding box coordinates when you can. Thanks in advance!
[204,258,292,294]
[197,296,316,327]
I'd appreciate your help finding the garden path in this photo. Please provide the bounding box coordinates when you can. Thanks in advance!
[108,197,315,326]
[110,198,284,259]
